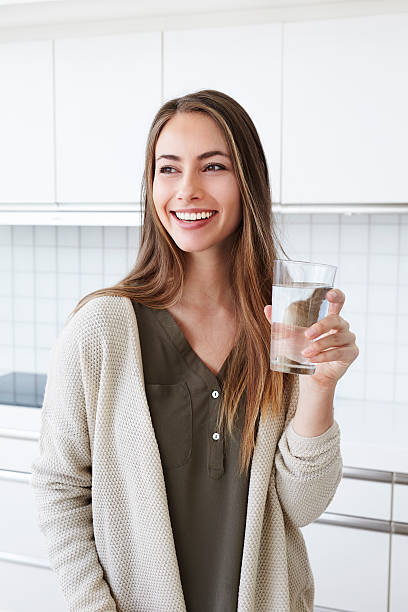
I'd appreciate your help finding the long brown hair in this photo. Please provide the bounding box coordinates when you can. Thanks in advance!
[67,89,294,477]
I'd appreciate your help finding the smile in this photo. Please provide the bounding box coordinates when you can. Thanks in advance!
[174,210,216,221]
[170,210,218,229]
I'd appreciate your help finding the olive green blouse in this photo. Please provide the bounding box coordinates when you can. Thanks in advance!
[131,301,260,612]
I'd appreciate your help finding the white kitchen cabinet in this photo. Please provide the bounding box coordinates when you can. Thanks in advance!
[302,521,389,612]
[0,475,49,559]
[0,560,68,612]
[392,483,408,523]
[389,533,408,612]
[0,434,39,472]
[282,13,408,205]
[326,475,391,521]
[0,405,41,472]
[0,40,54,204]
[55,31,161,204]
[389,480,408,611]
[163,23,283,202]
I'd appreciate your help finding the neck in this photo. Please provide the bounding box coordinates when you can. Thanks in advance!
[179,249,235,315]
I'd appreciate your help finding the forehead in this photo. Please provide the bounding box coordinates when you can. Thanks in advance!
[155,112,227,153]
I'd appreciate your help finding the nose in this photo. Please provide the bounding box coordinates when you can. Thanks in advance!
[176,166,204,201]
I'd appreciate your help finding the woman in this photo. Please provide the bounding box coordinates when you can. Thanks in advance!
[31,89,359,612]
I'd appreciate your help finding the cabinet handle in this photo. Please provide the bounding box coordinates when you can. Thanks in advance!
[342,465,392,483]
[0,469,31,483]
[317,511,389,533]
[315,606,354,612]
[342,466,408,486]
[392,522,408,536]
[395,472,408,486]
[0,551,50,569]
[0,427,39,441]
[316,512,408,536]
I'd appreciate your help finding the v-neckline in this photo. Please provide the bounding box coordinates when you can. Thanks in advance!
[153,306,233,386]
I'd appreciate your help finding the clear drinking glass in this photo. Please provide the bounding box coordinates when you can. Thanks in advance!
[269,259,337,375]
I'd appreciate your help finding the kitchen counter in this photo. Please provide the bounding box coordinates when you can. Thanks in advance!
[1,397,407,474]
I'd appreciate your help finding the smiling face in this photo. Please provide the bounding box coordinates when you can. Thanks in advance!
[152,112,242,256]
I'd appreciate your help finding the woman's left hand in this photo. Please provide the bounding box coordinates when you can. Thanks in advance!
[299,288,359,388]
[264,288,360,389]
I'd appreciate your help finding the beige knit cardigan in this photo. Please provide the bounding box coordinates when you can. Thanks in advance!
[30,295,343,612]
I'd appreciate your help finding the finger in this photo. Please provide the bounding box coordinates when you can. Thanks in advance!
[264,305,272,323]
[305,314,349,338]
[302,330,356,356]
[326,288,345,316]
[305,345,356,363]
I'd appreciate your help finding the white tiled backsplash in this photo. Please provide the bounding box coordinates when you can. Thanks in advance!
[0,213,407,407]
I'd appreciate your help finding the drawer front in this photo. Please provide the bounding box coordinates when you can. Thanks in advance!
[393,484,408,524]
[326,477,391,521]
[0,559,67,612]
[0,405,41,430]
[301,522,389,612]
[0,435,39,472]
[0,472,49,560]
[389,534,408,612]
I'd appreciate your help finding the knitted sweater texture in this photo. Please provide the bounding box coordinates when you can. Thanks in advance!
[30,295,343,612]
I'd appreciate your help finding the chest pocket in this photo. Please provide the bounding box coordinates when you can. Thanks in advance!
[145,382,192,470]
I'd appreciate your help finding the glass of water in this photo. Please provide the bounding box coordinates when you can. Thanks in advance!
[270,259,337,375]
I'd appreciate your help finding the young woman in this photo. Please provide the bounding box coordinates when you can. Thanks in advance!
[31,89,359,612]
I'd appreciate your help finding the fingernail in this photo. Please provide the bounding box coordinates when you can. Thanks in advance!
[328,290,338,297]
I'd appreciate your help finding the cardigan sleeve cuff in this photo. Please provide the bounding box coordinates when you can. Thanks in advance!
[285,418,341,459]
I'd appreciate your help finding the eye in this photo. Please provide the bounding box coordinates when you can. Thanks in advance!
[158,163,226,174]
[204,163,225,172]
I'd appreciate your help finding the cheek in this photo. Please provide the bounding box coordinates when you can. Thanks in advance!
[152,180,168,218]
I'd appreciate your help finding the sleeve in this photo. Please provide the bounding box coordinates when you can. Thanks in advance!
[274,374,343,528]
[30,320,118,612]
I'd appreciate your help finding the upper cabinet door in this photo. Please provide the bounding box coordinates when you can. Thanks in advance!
[163,24,282,203]
[0,40,54,204]
[55,32,161,204]
[282,13,408,205]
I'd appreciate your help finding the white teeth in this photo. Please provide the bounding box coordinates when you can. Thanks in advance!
[174,211,215,221]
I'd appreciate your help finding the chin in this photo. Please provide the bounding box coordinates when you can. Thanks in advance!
[173,241,214,254]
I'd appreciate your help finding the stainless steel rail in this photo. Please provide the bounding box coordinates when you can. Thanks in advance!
[342,466,393,483]
[317,512,390,533]
[342,465,408,486]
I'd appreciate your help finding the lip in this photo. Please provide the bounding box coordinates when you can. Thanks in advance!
[170,210,218,230]
[171,208,217,214]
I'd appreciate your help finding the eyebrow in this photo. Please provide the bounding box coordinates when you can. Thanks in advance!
[155,150,231,162]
